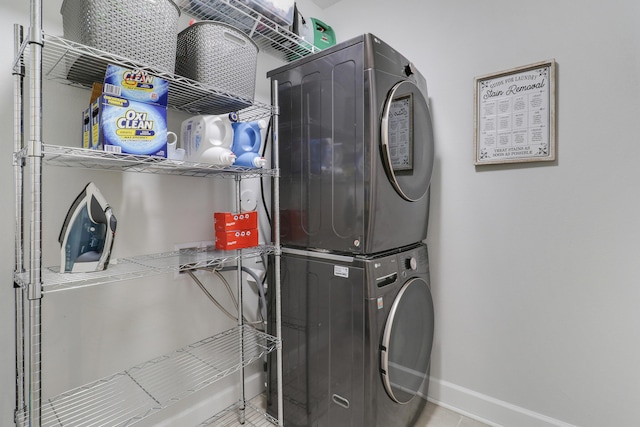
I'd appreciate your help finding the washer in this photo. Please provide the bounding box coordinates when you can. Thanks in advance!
[267,34,435,255]
[267,243,434,426]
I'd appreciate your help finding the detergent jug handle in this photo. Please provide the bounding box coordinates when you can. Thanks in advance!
[98,208,117,271]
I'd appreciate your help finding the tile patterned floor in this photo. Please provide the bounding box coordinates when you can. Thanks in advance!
[414,402,492,427]
[242,394,492,427]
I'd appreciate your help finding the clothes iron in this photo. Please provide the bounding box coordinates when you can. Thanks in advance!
[59,182,117,273]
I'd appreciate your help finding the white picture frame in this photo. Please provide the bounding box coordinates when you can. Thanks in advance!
[474,60,556,165]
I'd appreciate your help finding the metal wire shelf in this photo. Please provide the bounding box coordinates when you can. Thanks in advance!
[176,0,321,63]
[39,33,272,119]
[13,245,276,294]
[15,144,278,178]
[15,326,280,427]
[197,394,278,426]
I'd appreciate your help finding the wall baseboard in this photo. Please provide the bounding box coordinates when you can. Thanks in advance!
[421,377,578,427]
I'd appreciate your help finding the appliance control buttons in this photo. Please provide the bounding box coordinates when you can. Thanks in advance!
[404,63,414,77]
[405,257,417,271]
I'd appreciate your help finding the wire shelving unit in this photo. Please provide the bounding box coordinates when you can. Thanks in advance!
[11,0,291,425]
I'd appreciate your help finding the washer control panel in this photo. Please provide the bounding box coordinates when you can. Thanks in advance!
[405,256,417,271]
[373,256,398,288]
[398,246,429,277]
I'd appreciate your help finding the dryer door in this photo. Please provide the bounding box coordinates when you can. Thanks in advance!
[380,277,434,404]
[380,80,435,201]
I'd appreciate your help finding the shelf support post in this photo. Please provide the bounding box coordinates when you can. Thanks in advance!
[13,23,27,426]
[235,174,246,423]
[26,0,44,426]
[28,0,44,300]
[271,78,284,427]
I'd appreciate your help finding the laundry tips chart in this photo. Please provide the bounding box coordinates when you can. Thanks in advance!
[474,60,556,165]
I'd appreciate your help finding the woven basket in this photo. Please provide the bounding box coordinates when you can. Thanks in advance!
[61,0,180,73]
[176,22,258,100]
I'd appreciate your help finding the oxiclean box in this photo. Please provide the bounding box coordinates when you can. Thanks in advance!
[94,94,167,157]
[103,64,169,106]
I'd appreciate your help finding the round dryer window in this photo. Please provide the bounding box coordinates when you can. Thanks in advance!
[380,80,435,202]
[380,277,435,404]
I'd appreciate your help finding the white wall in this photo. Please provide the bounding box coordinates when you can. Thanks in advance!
[317,0,640,426]
[2,0,640,426]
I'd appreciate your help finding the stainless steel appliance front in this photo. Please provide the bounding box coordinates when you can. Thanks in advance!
[268,34,435,255]
[267,244,434,426]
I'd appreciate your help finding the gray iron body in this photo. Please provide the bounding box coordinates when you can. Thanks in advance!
[59,182,116,273]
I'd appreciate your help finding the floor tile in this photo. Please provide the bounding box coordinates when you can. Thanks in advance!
[413,401,492,427]
[414,402,463,426]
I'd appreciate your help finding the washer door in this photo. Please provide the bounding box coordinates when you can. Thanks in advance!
[380,80,435,201]
[380,277,435,404]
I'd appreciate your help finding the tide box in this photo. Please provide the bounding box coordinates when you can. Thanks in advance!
[91,94,167,157]
[215,228,259,250]
[102,64,169,106]
[214,211,258,232]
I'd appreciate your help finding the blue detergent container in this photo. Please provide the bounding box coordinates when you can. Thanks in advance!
[231,119,268,168]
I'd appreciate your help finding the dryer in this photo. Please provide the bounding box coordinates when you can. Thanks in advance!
[267,34,435,255]
[267,243,434,426]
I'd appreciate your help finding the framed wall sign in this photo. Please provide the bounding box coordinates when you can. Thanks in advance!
[474,60,556,165]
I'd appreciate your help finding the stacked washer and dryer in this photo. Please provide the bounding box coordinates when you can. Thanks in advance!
[267,34,435,426]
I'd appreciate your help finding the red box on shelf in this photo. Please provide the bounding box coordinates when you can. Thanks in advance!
[215,228,259,250]
[214,211,258,232]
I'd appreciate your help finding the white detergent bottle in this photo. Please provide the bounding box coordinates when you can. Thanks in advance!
[231,119,268,168]
[180,112,238,166]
